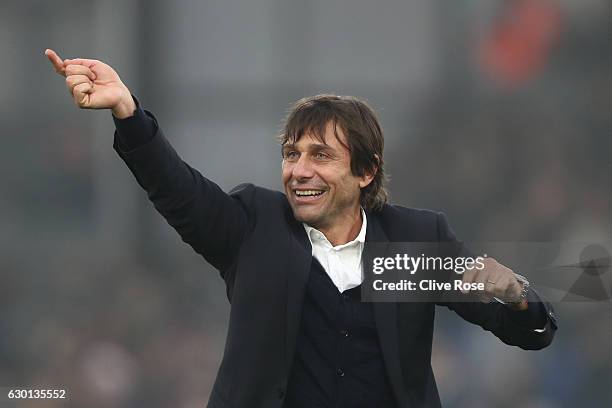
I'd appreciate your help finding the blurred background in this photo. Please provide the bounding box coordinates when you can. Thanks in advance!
[2,0,611,406]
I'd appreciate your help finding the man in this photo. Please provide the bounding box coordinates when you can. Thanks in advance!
[46,49,557,408]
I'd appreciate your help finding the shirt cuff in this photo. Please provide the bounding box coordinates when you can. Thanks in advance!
[112,95,156,151]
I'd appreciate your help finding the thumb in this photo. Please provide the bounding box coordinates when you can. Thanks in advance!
[72,82,93,108]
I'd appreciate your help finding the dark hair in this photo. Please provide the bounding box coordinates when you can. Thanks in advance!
[279,94,388,211]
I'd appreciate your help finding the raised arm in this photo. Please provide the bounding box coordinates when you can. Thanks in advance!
[46,49,252,274]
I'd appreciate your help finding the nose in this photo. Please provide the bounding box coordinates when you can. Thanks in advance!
[291,155,315,180]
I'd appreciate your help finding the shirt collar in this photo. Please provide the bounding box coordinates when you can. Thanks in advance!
[303,208,367,249]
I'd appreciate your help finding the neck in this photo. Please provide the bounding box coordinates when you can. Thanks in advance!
[316,206,363,246]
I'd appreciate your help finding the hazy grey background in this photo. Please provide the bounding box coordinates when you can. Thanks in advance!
[2,0,611,407]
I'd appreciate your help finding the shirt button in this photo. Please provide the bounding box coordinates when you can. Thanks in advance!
[340,329,349,337]
[336,368,345,377]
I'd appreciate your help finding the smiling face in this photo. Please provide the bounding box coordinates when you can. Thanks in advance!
[282,121,373,230]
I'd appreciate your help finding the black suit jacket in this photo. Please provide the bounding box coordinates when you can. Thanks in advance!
[113,110,557,408]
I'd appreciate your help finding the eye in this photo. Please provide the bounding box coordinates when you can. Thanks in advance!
[283,150,299,160]
[314,152,328,160]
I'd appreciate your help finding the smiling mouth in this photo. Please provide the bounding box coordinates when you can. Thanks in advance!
[293,189,327,202]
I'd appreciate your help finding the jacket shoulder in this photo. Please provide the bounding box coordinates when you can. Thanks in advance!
[375,204,447,242]
[227,183,288,226]
[228,183,286,207]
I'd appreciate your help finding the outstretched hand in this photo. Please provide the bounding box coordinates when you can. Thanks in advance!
[45,49,136,118]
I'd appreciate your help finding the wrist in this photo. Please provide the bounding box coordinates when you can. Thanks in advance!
[112,88,136,119]
[506,274,530,310]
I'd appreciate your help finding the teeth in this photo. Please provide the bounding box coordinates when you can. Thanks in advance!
[295,190,324,196]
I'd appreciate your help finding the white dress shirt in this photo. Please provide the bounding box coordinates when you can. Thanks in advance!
[303,209,367,293]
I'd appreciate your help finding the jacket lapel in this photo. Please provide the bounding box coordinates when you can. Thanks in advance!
[366,212,408,407]
[284,204,312,374]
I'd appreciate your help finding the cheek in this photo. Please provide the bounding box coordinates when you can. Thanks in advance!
[339,177,362,197]
[281,164,292,184]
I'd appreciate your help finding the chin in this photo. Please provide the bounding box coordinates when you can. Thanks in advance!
[291,207,323,226]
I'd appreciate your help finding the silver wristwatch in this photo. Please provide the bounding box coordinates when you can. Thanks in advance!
[511,273,530,303]
[493,273,530,305]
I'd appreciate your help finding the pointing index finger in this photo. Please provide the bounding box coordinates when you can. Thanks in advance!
[45,49,65,76]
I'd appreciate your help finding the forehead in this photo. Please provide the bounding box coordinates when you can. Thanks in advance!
[288,121,349,151]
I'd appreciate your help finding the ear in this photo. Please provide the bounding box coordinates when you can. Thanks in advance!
[358,154,379,188]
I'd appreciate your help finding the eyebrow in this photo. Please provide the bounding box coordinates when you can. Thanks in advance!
[282,143,336,154]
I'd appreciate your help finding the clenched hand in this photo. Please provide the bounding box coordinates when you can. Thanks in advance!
[462,257,528,310]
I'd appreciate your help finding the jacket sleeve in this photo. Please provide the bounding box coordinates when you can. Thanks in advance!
[435,212,558,350]
[112,102,252,274]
